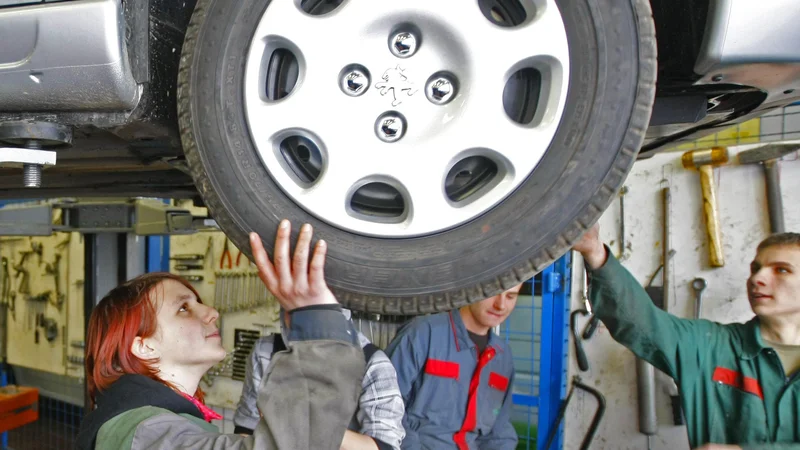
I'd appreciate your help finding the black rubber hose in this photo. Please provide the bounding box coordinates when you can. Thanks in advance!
[571,310,590,371]
[582,315,601,340]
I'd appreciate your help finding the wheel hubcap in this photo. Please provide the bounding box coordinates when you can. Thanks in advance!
[244,0,570,237]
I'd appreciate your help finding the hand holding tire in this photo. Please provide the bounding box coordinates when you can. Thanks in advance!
[250,220,338,311]
[572,223,607,270]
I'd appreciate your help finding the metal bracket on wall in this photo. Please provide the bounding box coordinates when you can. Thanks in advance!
[542,272,562,293]
[0,198,218,236]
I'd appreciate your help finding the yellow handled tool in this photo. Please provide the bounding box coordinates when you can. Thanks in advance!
[681,147,729,267]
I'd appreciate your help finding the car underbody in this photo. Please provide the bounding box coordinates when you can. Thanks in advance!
[0,0,796,199]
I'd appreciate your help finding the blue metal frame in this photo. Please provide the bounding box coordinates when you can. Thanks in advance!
[145,199,171,273]
[146,236,170,272]
[1,364,7,450]
[537,252,571,450]
[504,252,571,450]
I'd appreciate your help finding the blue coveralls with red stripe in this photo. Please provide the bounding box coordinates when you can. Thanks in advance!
[386,310,518,449]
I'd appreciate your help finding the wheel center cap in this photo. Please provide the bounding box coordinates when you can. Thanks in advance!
[375,65,418,107]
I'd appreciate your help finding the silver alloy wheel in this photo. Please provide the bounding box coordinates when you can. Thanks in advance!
[244,0,570,237]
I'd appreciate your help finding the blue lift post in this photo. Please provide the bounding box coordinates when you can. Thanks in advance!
[0,364,6,450]
[145,199,172,273]
[503,251,571,450]
[537,252,571,450]
[146,236,170,273]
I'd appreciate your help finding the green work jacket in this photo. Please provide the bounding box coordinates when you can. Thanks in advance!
[590,251,800,449]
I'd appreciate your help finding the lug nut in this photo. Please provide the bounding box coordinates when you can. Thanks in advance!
[389,31,418,58]
[375,112,406,143]
[425,74,457,105]
[340,66,370,97]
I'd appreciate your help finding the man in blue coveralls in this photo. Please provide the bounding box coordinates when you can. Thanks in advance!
[386,285,522,449]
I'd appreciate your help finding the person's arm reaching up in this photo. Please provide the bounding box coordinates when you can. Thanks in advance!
[573,224,721,380]
[120,222,363,450]
[250,222,364,450]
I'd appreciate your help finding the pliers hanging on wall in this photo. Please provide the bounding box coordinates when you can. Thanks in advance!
[235,249,248,267]
[220,237,233,270]
[1,257,11,318]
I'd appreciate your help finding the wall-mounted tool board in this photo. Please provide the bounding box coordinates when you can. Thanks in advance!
[2,231,85,380]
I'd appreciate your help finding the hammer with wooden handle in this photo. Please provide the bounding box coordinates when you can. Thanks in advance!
[682,147,729,267]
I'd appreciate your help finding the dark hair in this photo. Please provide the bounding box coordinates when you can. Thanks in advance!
[85,272,207,406]
[757,232,800,252]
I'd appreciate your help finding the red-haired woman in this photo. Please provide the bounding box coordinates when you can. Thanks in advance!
[76,221,366,450]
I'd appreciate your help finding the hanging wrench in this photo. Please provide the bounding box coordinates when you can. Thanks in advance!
[219,273,228,313]
[235,273,242,311]
[250,273,257,308]
[229,273,236,312]
[214,272,222,313]
[1,258,12,320]
[692,277,707,319]
[618,186,629,260]
[224,273,231,313]
[1,258,9,304]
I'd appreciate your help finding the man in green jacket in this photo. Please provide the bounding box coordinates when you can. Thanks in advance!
[573,224,800,450]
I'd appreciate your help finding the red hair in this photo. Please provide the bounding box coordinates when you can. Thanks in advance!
[85,272,207,406]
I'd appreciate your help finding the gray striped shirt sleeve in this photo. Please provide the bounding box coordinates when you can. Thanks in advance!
[356,349,406,450]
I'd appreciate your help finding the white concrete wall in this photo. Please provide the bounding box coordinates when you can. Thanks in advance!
[563,145,800,450]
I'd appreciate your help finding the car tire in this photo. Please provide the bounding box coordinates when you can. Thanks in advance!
[178,0,656,314]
